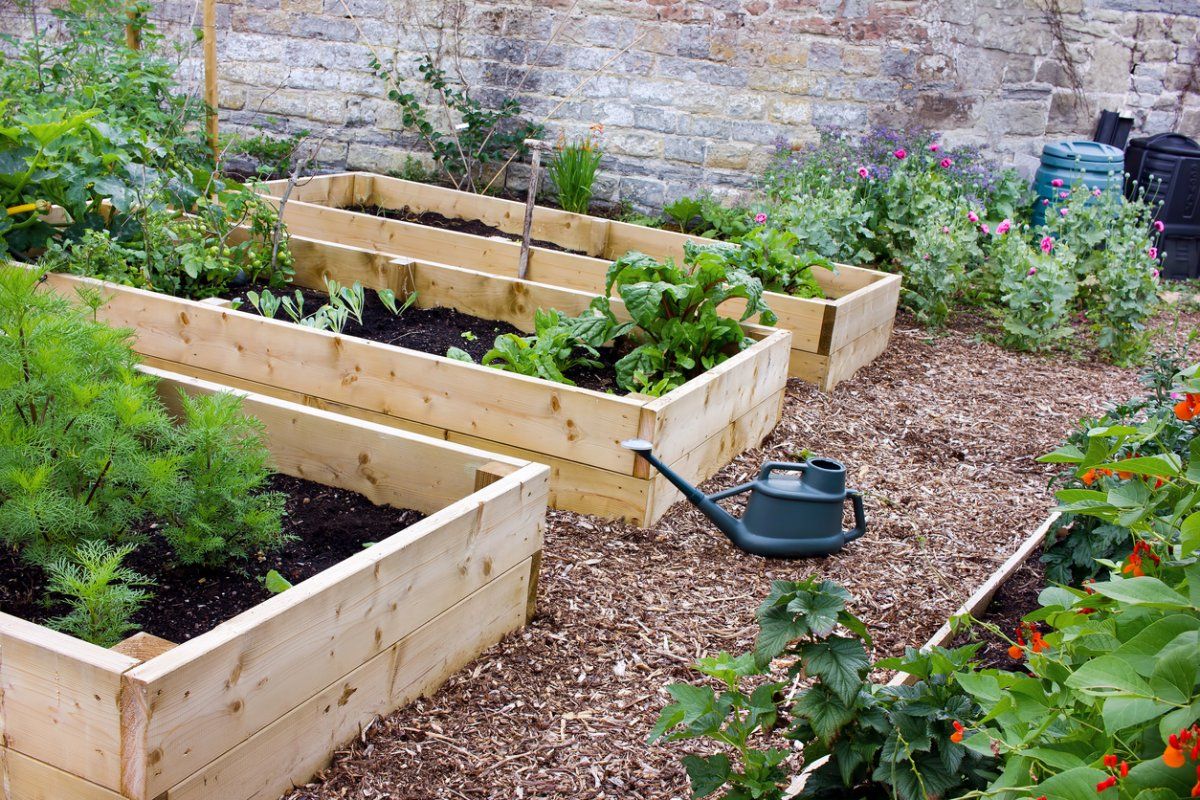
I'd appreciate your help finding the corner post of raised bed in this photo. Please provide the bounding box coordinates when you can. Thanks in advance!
[472,461,541,622]
[518,139,553,281]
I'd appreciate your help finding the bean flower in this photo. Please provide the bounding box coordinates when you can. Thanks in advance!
[1176,393,1200,421]
[1160,724,1200,797]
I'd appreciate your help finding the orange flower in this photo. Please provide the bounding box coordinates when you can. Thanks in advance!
[1031,631,1049,653]
[950,720,964,743]
[1117,470,1133,480]
[1082,469,1098,486]
[1176,393,1200,421]
[1007,644,1023,659]
[1166,743,1186,768]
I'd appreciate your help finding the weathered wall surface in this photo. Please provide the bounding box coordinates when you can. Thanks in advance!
[8,0,1200,206]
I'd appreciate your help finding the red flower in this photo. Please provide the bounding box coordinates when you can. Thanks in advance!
[1176,393,1200,421]
[1097,775,1117,792]
[950,720,964,743]
[1104,754,1118,768]
[1007,644,1023,659]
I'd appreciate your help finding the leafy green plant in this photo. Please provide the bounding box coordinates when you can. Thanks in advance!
[547,128,603,214]
[663,197,704,234]
[714,227,830,298]
[263,569,293,594]
[44,540,153,647]
[246,281,412,334]
[0,265,288,569]
[652,578,993,800]
[221,128,309,180]
[993,226,1077,350]
[370,54,542,193]
[893,222,972,329]
[598,243,775,395]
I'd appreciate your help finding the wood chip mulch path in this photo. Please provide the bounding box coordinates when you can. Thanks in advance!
[286,308,1198,800]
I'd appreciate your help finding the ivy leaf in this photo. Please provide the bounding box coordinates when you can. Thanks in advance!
[799,636,869,704]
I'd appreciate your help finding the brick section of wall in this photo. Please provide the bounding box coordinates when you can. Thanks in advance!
[5,0,1199,207]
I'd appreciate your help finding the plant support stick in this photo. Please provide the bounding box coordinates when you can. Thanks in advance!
[519,139,551,280]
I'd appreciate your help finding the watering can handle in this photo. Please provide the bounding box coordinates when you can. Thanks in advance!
[757,461,807,481]
[844,490,866,544]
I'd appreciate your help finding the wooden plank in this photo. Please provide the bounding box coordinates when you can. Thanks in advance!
[110,633,177,664]
[122,465,547,799]
[474,461,518,491]
[276,173,357,207]
[645,390,786,523]
[446,430,652,523]
[645,330,790,469]
[0,614,137,792]
[0,748,127,800]
[885,514,1060,687]
[147,367,525,514]
[164,561,531,800]
[827,272,901,353]
[822,318,897,392]
[39,272,644,475]
[788,348,831,386]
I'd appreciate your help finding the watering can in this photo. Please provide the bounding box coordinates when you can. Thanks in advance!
[622,440,866,558]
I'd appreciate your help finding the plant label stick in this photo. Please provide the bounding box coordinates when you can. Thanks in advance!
[519,139,551,280]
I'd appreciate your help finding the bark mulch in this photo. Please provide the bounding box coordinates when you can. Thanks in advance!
[285,307,1198,800]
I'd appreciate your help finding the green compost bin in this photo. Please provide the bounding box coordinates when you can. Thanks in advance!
[1032,141,1125,225]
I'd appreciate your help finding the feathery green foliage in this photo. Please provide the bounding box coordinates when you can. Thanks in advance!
[44,541,153,647]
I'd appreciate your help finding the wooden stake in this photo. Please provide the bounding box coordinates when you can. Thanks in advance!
[517,139,551,281]
[203,0,219,162]
[124,6,141,50]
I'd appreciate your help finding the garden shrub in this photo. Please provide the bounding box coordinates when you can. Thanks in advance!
[0,265,286,571]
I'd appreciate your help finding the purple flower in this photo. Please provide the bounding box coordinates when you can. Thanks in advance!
[942,226,950,234]
[1154,220,1165,233]
[1040,236,1054,253]
[893,148,907,159]
[754,212,768,224]
[1051,178,1063,188]
[1151,268,1160,279]
[1042,199,1050,206]
[1028,266,1037,276]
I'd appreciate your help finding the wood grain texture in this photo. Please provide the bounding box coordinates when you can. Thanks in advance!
[0,748,127,800]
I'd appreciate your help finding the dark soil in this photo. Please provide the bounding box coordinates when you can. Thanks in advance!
[347,204,587,255]
[0,474,423,644]
[228,285,623,393]
[949,548,1048,671]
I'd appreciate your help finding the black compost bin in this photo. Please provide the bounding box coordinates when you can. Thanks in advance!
[1126,133,1200,279]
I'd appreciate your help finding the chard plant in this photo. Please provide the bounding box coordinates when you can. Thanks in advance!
[598,243,776,395]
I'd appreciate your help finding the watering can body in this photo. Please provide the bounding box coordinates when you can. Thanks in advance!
[623,441,866,559]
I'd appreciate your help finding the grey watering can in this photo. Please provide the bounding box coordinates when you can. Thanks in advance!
[622,440,866,558]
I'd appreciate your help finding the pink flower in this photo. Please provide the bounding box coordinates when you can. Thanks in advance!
[1040,236,1054,253]
[980,224,990,234]
[1093,187,1103,197]
[967,211,979,223]
[940,158,953,168]
[1059,208,1069,216]
[1042,199,1050,206]
[1148,246,1158,259]
[930,143,940,152]
[942,226,950,234]
[754,212,768,224]
[1051,178,1063,188]
[996,219,1011,235]
[1151,268,1160,279]
[1028,267,1037,276]
[857,166,869,178]
[893,148,907,159]
[1154,220,1165,232]
[1172,392,1186,400]
[1059,191,1069,199]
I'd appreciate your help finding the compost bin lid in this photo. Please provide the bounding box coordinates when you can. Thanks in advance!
[1042,141,1125,163]
[1134,133,1200,156]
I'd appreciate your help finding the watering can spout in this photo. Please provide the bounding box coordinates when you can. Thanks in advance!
[621,440,866,559]
[620,439,751,543]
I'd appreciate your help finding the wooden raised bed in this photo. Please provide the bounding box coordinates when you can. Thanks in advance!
[38,237,791,525]
[0,366,549,800]
[258,172,901,391]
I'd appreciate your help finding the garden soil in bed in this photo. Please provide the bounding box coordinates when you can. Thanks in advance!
[228,285,623,393]
[280,306,1199,800]
[0,474,423,644]
[348,204,588,255]
[949,547,1048,671]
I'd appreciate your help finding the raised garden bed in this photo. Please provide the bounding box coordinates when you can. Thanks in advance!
[39,236,791,525]
[0,365,549,800]
[258,172,901,391]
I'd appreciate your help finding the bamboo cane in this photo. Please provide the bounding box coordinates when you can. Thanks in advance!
[203,0,219,161]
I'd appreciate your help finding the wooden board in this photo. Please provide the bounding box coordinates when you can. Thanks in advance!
[0,615,137,792]
[0,748,127,800]
[164,560,530,800]
[256,179,900,389]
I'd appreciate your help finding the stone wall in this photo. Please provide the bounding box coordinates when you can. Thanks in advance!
[7,0,1200,207]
